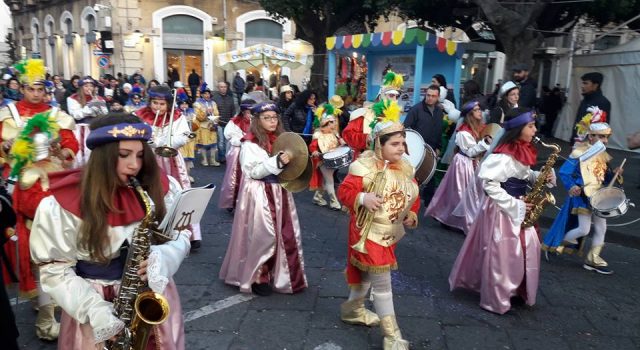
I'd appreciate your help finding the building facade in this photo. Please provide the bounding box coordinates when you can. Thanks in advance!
[8,0,297,86]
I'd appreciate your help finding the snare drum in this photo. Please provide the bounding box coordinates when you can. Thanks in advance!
[590,187,631,218]
[322,146,354,169]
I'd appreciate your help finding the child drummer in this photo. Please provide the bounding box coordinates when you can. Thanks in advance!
[309,103,346,210]
[543,107,623,274]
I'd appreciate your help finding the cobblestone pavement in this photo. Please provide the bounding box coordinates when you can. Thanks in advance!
[10,162,640,350]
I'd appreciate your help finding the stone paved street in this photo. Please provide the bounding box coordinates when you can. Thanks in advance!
[10,161,640,350]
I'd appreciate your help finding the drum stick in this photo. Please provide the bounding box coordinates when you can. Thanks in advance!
[607,158,626,188]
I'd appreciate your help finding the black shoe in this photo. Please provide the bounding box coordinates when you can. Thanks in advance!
[226,207,234,213]
[583,263,614,275]
[190,240,201,252]
[251,283,273,296]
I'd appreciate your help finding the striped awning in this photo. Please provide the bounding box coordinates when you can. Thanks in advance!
[326,28,463,58]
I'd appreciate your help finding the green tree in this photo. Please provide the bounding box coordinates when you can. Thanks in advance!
[2,33,19,66]
[259,0,396,97]
[396,0,640,77]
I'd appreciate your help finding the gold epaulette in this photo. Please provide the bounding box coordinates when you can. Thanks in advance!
[348,156,376,177]
[19,161,63,191]
[570,142,590,159]
[312,131,322,140]
[52,110,76,130]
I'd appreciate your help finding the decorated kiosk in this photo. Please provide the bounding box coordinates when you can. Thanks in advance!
[326,28,465,111]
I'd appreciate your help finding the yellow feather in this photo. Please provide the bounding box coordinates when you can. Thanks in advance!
[11,138,33,159]
[382,100,401,123]
[22,59,46,85]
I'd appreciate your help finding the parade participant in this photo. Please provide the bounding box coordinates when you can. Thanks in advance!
[193,84,221,167]
[67,76,109,167]
[124,91,147,114]
[29,113,190,349]
[219,102,307,296]
[337,99,419,350]
[343,71,403,157]
[218,99,255,211]
[135,85,202,250]
[543,107,621,274]
[309,103,346,210]
[488,81,519,124]
[0,59,78,178]
[426,100,490,231]
[177,91,196,183]
[449,107,555,314]
[284,89,318,144]
[5,112,64,340]
[0,177,19,350]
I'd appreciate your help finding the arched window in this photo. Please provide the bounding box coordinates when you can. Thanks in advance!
[245,19,282,47]
[162,15,203,49]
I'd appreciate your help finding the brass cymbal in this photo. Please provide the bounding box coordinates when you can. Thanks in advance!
[281,159,313,193]
[273,132,309,181]
[481,123,503,140]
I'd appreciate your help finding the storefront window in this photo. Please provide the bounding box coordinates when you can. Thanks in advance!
[245,19,282,47]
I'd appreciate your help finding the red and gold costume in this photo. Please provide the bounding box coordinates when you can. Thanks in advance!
[338,156,419,282]
[0,101,77,177]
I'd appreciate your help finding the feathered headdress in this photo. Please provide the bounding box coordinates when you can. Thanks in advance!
[9,111,60,178]
[177,89,189,103]
[380,70,404,96]
[575,106,610,141]
[314,103,337,128]
[368,99,403,148]
[199,82,211,93]
[13,59,46,86]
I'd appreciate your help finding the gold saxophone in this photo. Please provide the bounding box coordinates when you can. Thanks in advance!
[107,177,170,350]
[352,161,389,254]
[522,137,561,227]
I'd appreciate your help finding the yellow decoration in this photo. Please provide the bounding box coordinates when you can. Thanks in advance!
[11,138,34,160]
[21,59,46,85]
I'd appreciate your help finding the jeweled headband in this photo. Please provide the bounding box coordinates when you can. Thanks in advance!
[86,122,152,150]
[502,111,535,130]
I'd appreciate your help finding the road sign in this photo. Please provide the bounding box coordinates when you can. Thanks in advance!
[97,55,110,68]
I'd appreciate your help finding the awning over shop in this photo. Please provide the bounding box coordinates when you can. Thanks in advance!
[217,44,312,71]
[326,28,464,58]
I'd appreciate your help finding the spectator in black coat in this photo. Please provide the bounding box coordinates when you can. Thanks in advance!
[277,85,295,131]
[212,81,237,162]
[232,72,246,106]
[541,86,564,137]
[512,63,537,109]
[188,69,201,100]
[572,72,611,144]
[284,89,317,144]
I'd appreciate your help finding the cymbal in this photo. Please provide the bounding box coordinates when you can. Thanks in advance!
[481,123,503,139]
[272,132,309,181]
[281,159,313,193]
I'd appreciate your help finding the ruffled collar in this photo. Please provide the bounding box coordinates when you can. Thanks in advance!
[493,139,538,166]
[135,107,182,127]
[49,169,169,226]
[241,131,278,153]
[15,100,51,116]
[231,114,251,133]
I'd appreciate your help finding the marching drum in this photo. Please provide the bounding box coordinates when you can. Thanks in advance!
[404,129,437,185]
[590,187,632,218]
[322,146,354,169]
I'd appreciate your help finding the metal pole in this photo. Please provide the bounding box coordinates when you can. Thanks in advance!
[222,0,228,82]
[564,27,576,98]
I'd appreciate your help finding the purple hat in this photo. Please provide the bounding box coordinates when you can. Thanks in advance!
[240,99,256,112]
[148,85,172,101]
[78,76,96,86]
[86,122,152,150]
[502,111,535,130]
[250,102,279,115]
[461,100,479,116]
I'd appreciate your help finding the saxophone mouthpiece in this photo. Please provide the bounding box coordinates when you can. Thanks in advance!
[129,176,141,188]
[532,136,541,144]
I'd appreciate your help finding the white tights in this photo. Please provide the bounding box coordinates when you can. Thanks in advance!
[564,213,607,246]
[347,271,395,318]
[319,166,337,196]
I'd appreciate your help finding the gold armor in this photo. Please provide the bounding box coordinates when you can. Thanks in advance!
[349,157,418,247]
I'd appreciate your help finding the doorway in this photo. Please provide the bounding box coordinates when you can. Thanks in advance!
[165,49,203,85]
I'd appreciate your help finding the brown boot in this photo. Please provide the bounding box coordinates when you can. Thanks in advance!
[340,297,380,326]
[35,303,60,341]
[380,315,409,350]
